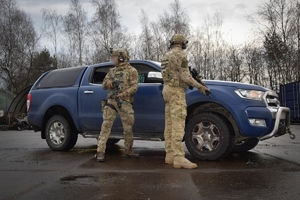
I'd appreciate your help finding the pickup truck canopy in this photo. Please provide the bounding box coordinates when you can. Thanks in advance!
[36,67,85,89]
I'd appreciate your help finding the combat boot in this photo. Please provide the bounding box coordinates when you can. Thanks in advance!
[125,148,139,158]
[95,152,105,162]
[165,152,174,164]
[173,156,197,169]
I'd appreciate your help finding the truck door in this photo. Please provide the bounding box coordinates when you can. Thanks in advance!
[131,63,165,136]
[78,66,120,132]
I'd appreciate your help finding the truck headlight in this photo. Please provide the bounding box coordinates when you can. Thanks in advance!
[234,89,265,101]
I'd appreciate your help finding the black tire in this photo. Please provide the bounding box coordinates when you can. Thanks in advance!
[232,138,259,153]
[107,139,120,145]
[185,112,235,161]
[45,115,78,151]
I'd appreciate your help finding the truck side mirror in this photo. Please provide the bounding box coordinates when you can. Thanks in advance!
[147,72,163,83]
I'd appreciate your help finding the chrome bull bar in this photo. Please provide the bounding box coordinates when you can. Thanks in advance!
[259,107,295,141]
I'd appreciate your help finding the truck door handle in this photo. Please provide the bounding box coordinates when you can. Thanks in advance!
[84,91,94,94]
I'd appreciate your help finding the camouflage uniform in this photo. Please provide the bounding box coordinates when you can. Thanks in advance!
[97,49,138,158]
[161,34,209,169]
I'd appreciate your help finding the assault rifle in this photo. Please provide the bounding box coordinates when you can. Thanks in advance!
[102,79,122,111]
[189,67,212,98]
[111,80,122,108]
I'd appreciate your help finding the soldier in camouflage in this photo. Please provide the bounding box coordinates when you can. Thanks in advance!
[161,34,211,169]
[96,48,139,162]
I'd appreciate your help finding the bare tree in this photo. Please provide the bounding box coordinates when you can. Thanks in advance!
[293,1,300,81]
[242,42,267,87]
[139,0,190,61]
[0,0,39,93]
[159,0,190,40]
[63,0,88,66]
[42,9,62,61]
[226,46,247,82]
[138,9,155,60]
[4,0,300,94]
[89,0,132,63]
[189,12,227,80]
[252,0,299,90]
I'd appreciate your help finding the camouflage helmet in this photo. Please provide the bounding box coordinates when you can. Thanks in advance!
[170,34,187,43]
[111,48,130,62]
[169,34,188,49]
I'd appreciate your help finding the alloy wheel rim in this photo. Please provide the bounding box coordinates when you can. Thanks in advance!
[191,121,221,152]
[49,122,66,145]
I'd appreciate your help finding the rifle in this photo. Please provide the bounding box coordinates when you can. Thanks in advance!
[189,67,212,98]
[111,80,122,108]
[102,80,122,112]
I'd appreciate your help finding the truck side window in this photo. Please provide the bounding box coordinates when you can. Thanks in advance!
[131,64,158,84]
[138,74,146,83]
[90,66,112,84]
[90,64,158,84]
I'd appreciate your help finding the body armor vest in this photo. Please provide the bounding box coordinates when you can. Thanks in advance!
[161,51,187,88]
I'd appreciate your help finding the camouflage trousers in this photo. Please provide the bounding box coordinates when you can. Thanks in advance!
[97,99,135,153]
[162,85,187,157]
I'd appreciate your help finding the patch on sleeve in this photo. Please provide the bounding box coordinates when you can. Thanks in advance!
[181,57,188,68]
[131,69,138,80]
[161,59,169,69]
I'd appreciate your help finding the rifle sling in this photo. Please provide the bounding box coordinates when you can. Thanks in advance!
[106,103,118,113]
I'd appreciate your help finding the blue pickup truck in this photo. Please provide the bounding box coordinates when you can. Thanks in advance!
[27,60,295,160]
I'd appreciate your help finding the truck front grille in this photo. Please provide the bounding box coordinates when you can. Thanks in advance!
[264,91,280,108]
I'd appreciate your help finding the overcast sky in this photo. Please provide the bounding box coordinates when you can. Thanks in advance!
[17,0,262,45]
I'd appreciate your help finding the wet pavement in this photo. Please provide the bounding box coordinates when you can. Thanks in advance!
[0,125,299,200]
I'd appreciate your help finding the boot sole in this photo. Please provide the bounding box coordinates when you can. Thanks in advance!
[125,155,139,158]
[173,164,197,169]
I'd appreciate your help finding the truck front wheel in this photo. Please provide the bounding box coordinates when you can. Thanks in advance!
[185,112,235,160]
[232,138,259,153]
[45,115,78,151]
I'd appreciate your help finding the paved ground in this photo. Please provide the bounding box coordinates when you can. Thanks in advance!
[0,125,299,200]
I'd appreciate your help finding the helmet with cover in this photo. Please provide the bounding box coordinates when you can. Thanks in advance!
[169,34,188,49]
[110,48,130,62]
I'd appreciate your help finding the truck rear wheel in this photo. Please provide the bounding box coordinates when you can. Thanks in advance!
[45,115,78,151]
[185,112,235,161]
[232,138,259,153]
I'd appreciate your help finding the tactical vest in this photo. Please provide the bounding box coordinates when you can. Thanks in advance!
[161,51,187,88]
[107,65,133,102]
